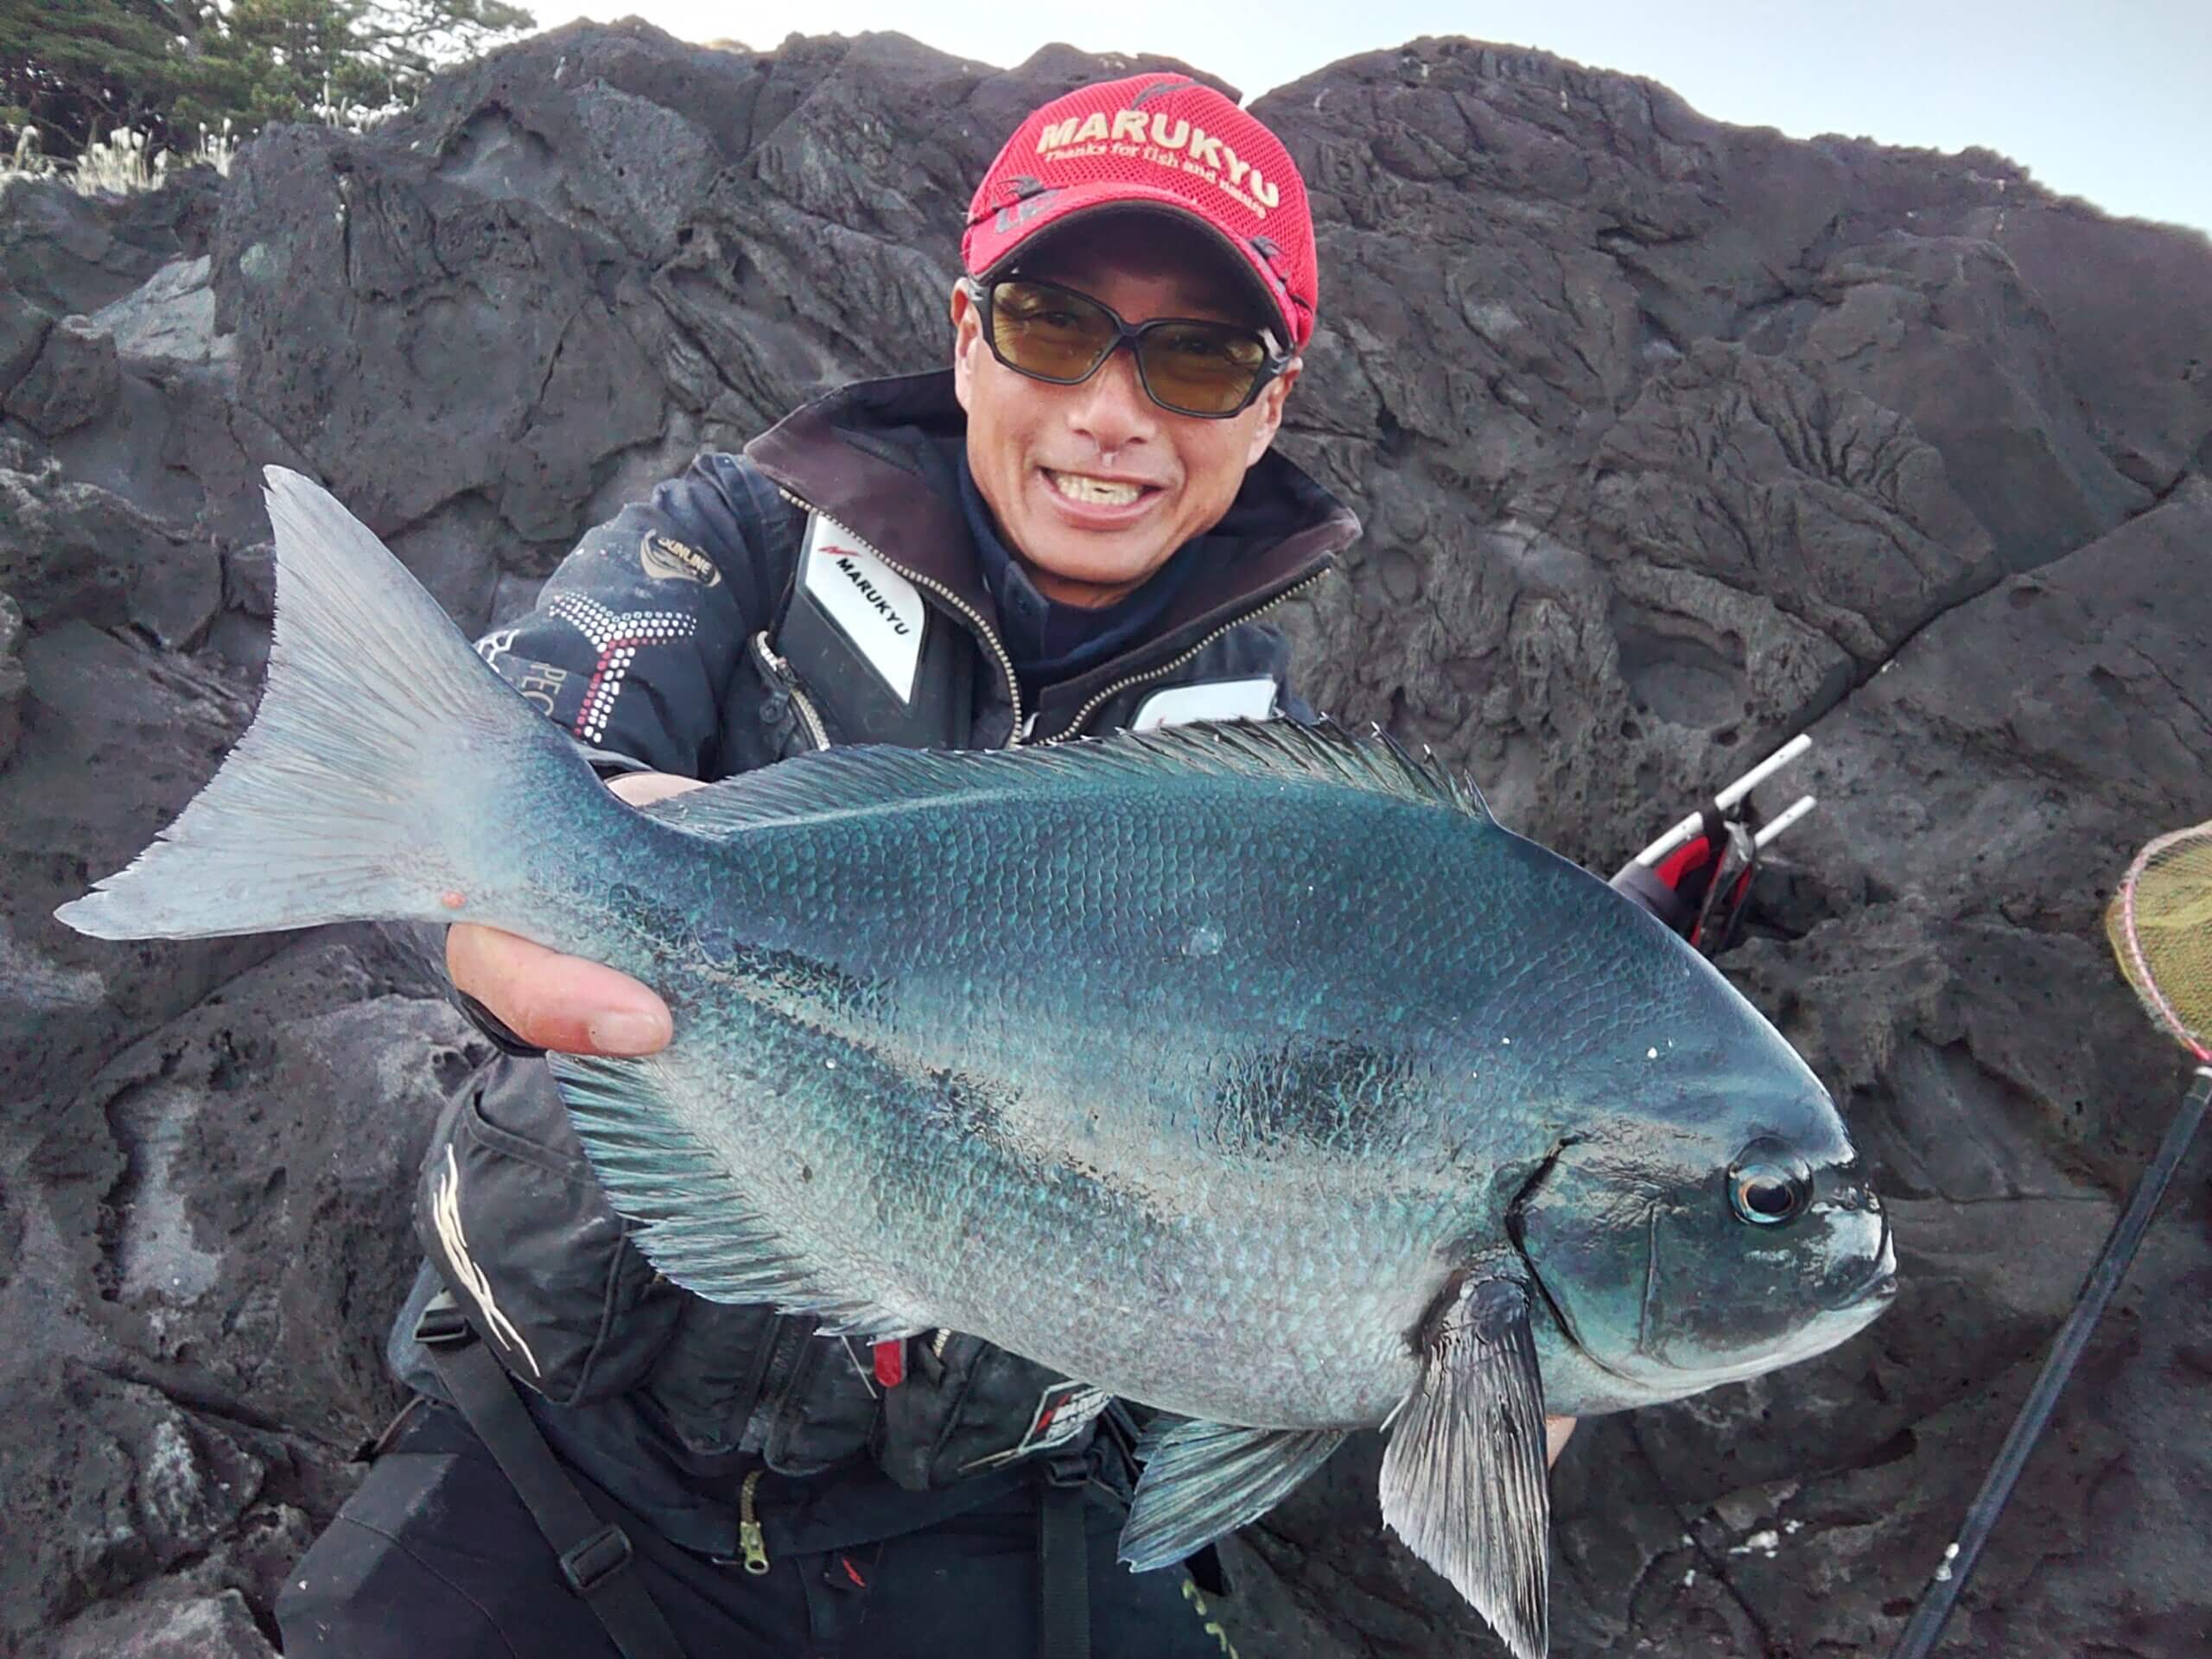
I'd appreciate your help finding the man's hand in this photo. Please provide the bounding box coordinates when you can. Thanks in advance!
[445,770,707,1056]
[1545,1414,1575,1468]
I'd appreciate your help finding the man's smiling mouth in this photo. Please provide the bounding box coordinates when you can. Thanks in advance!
[1044,469,1151,507]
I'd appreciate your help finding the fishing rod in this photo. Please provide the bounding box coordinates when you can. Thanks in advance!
[1623,734,1817,958]
[1632,733,1815,868]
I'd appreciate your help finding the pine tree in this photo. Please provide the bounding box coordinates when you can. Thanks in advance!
[1,0,537,164]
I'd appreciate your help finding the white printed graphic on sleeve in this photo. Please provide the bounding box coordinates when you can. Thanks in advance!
[543,594,696,745]
[801,514,925,705]
[431,1146,541,1378]
[1131,677,1280,731]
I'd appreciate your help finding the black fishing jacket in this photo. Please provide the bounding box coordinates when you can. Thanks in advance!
[391,370,1361,1560]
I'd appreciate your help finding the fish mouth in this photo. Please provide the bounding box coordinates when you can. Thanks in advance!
[1821,1211,1898,1313]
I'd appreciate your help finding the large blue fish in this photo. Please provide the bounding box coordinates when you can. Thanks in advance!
[60,471,1896,1658]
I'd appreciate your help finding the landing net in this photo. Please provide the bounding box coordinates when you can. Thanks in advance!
[1895,821,2212,1659]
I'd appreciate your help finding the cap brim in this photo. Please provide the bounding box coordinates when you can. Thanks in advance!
[967,186,1298,348]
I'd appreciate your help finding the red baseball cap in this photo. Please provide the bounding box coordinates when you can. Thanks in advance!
[962,73,1319,350]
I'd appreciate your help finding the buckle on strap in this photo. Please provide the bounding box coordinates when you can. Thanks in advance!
[561,1523,636,1596]
[1038,1440,1095,1490]
[413,1291,475,1349]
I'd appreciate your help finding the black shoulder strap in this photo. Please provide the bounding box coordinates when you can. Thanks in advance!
[1037,1470,1091,1659]
[415,1294,690,1659]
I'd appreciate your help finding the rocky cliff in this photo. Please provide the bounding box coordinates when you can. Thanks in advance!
[3,22,2208,1657]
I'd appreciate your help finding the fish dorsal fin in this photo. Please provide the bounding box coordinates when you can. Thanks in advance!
[1119,1418,1350,1572]
[643,720,1493,842]
[547,1053,919,1341]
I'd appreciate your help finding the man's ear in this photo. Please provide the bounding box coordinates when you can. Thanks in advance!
[950,282,981,413]
[1244,359,1301,466]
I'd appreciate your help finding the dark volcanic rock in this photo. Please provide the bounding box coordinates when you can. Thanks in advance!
[87,255,227,369]
[6,1365,274,1612]
[45,1589,277,1659]
[4,20,2209,1658]
[0,290,51,397]
[0,589,23,763]
[0,467,219,647]
[0,174,217,317]
[3,314,121,435]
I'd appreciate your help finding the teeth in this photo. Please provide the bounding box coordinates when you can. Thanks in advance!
[1048,471,1142,506]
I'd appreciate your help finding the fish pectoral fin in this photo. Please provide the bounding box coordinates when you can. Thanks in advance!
[548,1054,912,1338]
[1379,1275,1550,1659]
[1118,1419,1348,1572]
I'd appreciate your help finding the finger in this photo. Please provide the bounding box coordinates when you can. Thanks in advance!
[607,771,709,807]
[447,923,673,1056]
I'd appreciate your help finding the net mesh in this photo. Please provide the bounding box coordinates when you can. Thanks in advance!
[2106,823,2212,1061]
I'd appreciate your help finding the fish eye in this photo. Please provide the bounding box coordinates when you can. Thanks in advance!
[1728,1138,1813,1227]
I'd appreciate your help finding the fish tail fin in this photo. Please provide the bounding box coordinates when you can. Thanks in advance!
[57,467,590,941]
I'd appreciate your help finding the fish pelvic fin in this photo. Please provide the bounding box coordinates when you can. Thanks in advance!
[56,468,593,942]
[548,1053,917,1338]
[1379,1275,1551,1659]
[1118,1419,1348,1573]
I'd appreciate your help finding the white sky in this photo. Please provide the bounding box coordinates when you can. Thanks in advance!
[541,1,2210,234]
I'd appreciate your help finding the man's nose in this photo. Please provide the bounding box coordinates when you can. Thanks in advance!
[1065,342,1158,452]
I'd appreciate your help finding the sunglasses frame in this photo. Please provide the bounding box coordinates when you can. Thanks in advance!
[962,275,1294,419]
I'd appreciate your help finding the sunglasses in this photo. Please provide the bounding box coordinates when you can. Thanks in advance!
[963,276,1293,419]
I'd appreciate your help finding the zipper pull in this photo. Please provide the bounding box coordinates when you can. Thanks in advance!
[872,1337,906,1389]
[739,1468,771,1575]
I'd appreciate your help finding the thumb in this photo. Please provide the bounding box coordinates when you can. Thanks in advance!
[447,922,673,1056]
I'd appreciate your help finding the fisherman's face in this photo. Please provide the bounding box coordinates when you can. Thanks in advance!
[951,220,1300,608]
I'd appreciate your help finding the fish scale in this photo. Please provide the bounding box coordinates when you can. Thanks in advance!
[558,783,1626,1427]
[60,471,1897,1659]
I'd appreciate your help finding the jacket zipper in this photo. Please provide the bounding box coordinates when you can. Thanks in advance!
[737,1319,811,1455]
[737,1468,770,1575]
[778,488,1025,745]
[1061,568,1332,737]
[751,630,831,751]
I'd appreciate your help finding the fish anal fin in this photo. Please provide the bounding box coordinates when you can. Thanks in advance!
[547,1052,912,1337]
[1379,1275,1550,1659]
[1118,1419,1348,1573]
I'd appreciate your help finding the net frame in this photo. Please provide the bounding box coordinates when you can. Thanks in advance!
[2107,822,2212,1062]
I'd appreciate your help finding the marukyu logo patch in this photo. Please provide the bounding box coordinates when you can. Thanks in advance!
[1036,107,1282,219]
[640,531,721,587]
[801,513,925,705]
[962,1381,1113,1472]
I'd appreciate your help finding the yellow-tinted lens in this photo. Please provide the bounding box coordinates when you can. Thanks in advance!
[989,282,1116,380]
[1137,322,1268,415]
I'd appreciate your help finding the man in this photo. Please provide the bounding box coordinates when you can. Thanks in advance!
[277,73,1590,1658]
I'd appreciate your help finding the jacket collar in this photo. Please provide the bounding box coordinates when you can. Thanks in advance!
[744,370,1361,726]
